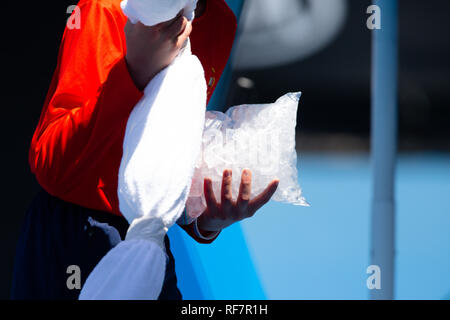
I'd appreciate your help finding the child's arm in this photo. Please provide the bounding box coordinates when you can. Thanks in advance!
[29,1,187,197]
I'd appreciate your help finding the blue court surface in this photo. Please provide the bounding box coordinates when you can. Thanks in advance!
[168,152,450,300]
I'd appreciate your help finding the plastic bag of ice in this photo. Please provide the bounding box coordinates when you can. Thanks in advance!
[185,92,308,223]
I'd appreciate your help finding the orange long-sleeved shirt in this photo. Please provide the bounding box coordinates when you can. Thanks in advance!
[29,0,237,242]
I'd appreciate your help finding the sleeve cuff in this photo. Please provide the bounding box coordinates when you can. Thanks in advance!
[193,218,220,241]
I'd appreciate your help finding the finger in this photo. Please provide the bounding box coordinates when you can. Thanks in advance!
[248,179,279,216]
[176,20,192,48]
[237,169,252,213]
[204,178,218,214]
[221,169,233,215]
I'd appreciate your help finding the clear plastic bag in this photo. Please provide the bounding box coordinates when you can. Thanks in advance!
[185,92,309,223]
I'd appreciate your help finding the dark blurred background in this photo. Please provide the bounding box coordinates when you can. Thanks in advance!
[227,0,450,152]
[1,0,449,299]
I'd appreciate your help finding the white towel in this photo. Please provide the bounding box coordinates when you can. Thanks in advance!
[118,40,206,245]
[78,239,166,300]
[80,1,207,299]
[121,0,197,26]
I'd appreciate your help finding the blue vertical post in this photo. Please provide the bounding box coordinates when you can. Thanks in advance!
[370,0,398,300]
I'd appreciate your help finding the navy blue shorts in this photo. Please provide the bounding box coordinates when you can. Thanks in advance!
[11,188,182,300]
